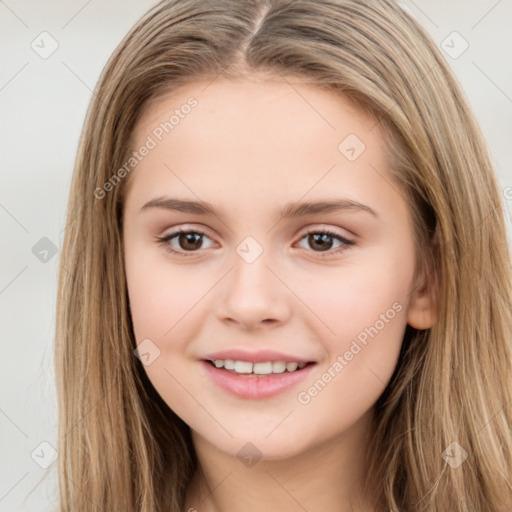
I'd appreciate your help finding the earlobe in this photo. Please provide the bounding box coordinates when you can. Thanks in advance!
[407,293,437,330]
[407,247,438,330]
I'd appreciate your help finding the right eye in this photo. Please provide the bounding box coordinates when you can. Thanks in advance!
[156,229,215,256]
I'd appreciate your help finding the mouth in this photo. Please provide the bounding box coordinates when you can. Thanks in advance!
[200,359,317,399]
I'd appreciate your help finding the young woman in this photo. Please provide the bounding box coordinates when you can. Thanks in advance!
[55,0,512,510]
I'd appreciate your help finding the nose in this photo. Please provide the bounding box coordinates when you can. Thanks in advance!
[217,247,292,330]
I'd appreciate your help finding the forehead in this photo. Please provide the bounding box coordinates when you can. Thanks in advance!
[125,77,394,214]
[134,77,378,149]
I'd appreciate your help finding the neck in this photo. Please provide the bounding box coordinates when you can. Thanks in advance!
[183,409,380,512]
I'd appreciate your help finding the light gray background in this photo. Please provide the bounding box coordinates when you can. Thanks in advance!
[1,1,511,510]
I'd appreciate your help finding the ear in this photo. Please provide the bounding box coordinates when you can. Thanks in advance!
[407,238,438,330]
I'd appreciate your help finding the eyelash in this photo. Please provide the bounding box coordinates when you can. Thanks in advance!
[156,228,355,258]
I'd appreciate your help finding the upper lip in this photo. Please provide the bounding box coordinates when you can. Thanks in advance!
[202,349,315,364]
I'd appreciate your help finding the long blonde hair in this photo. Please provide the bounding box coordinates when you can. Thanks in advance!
[55,0,512,510]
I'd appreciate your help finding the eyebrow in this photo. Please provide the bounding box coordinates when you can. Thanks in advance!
[140,196,378,219]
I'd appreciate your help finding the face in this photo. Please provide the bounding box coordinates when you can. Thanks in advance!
[122,76,434,461]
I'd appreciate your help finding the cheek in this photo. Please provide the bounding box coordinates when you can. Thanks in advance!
[288,247,412,419]
[293,314,406,453]
[286,242,414,347]
[124,247,212,429]
[124,236,210,345]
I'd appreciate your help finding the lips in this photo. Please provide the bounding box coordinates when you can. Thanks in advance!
[202,348,315,364]
[199,349,317,399]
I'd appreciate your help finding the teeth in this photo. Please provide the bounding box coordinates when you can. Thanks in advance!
[253,362,272,374]
[234,361,253,373]
[272,361,286,373]
[211,359,309,374]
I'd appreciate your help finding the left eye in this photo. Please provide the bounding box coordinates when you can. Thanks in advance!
[295,229,354,255]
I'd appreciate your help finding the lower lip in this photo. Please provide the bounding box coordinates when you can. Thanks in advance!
[200,360,317,399]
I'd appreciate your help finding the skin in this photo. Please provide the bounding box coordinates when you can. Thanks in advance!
[122,75,436,512]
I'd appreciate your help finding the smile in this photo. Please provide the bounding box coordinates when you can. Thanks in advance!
[210,359,308,374]
[200,359,317,399]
